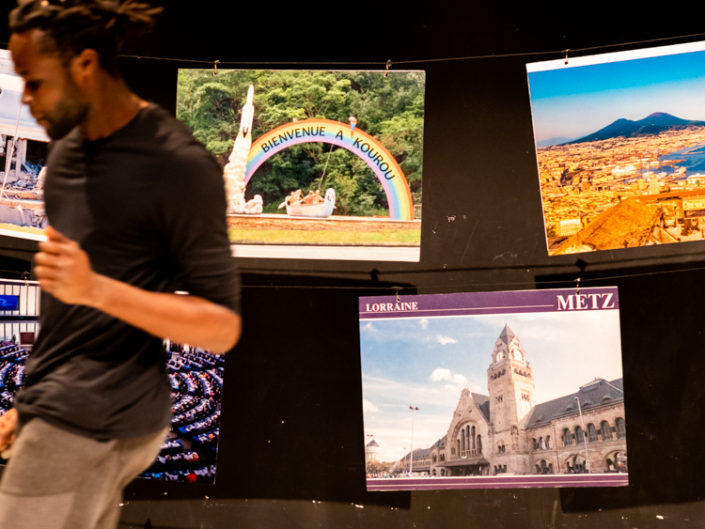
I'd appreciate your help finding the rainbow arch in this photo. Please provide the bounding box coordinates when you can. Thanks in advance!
[245,118,414,220]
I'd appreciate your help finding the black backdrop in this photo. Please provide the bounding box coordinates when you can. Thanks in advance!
[2,2,705,528]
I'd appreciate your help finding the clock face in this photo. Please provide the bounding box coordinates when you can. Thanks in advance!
[512,347,523,361]
[496,350,505,361]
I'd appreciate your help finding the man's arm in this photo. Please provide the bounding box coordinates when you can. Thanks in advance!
[34,226,241,354]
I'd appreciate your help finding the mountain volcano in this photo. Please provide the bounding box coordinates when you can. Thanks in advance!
[568,112,705,144]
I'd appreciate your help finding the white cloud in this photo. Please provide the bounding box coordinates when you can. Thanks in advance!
[419,318,429,329]
[430,367,468,387]
[360,322,376,333]
[436,335,457,345]
[430,367,451,382]
[363,399,379,413]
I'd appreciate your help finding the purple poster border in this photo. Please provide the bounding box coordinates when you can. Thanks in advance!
[360,287,619,320]
[368,473,628,491]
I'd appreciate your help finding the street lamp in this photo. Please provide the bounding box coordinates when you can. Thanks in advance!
[409,405,419,476]
[574,396,590,473]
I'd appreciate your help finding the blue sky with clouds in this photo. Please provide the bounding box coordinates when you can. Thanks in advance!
[360,310,623,461]
[527,49,705,143]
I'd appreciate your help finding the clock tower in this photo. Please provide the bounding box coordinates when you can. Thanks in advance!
[487,325,535,451]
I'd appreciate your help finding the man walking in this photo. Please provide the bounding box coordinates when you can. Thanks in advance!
[0,1,241,527]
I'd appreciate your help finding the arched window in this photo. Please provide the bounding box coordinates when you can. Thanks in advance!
[562,427,572,446]
[471,426,476,449]
[546,435,551,449]
[575,425,585,444]
[540,436,546,450]
[540,460,549,474]
[532,438,538,450]
[615,417,626,439]
[477,435,482,453]
[601,420,612,441]
[461,430,465,452]
[587,423,598,442]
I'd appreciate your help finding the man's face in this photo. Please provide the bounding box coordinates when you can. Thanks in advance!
[9,29,89,140]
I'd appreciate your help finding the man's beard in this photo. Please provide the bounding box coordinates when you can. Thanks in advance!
[44,97,89,140]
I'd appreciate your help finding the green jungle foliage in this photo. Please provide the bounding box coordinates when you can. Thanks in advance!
[177,70,424,217]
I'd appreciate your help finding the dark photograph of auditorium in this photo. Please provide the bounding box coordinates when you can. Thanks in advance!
[0,279,40,463]
[0,340,29,426]
[0,280,226,484]
[140,341,226,483]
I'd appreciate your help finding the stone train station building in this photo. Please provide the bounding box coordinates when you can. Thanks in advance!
[411,325,627,476]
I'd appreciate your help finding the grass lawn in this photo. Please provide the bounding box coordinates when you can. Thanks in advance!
[229,227,420,246]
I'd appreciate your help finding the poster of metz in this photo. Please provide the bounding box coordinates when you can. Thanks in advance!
[527,41,705,255]
[0,49,48,240]
[359,288,627,491]
[176,69,424,261]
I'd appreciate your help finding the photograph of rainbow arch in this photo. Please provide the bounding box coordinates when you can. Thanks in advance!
[527,40,705,256]
[176,69,424,261]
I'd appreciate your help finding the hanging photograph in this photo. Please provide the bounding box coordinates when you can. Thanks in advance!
[176,69,424,262]
[527,41,705,255]
[139,341,226,484]
[359,288,627,491]
[0,49,48,241]
[0,279,226,484]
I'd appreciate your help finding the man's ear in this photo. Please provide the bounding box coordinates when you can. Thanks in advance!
[69,48,100,88]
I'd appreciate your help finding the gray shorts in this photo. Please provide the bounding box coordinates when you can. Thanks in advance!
[0,418,167,529]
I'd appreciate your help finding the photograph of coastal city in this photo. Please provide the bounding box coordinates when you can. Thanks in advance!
[527,41,705,255]
[359,288,627,490]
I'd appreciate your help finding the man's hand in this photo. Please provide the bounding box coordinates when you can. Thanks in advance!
[34,225,98,305]
[33,226,240,353]
[0,408,17,455]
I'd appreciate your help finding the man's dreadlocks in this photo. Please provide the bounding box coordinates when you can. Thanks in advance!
[8,0,162,75]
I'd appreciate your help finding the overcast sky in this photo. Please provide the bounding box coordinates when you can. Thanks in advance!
[360,310,623,462]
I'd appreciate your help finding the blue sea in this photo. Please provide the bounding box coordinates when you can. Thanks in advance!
[659,143,705,177]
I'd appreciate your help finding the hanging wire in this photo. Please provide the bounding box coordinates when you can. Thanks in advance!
[118,31,705,67]
[3,29,699,69]
[235,256,705,292]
